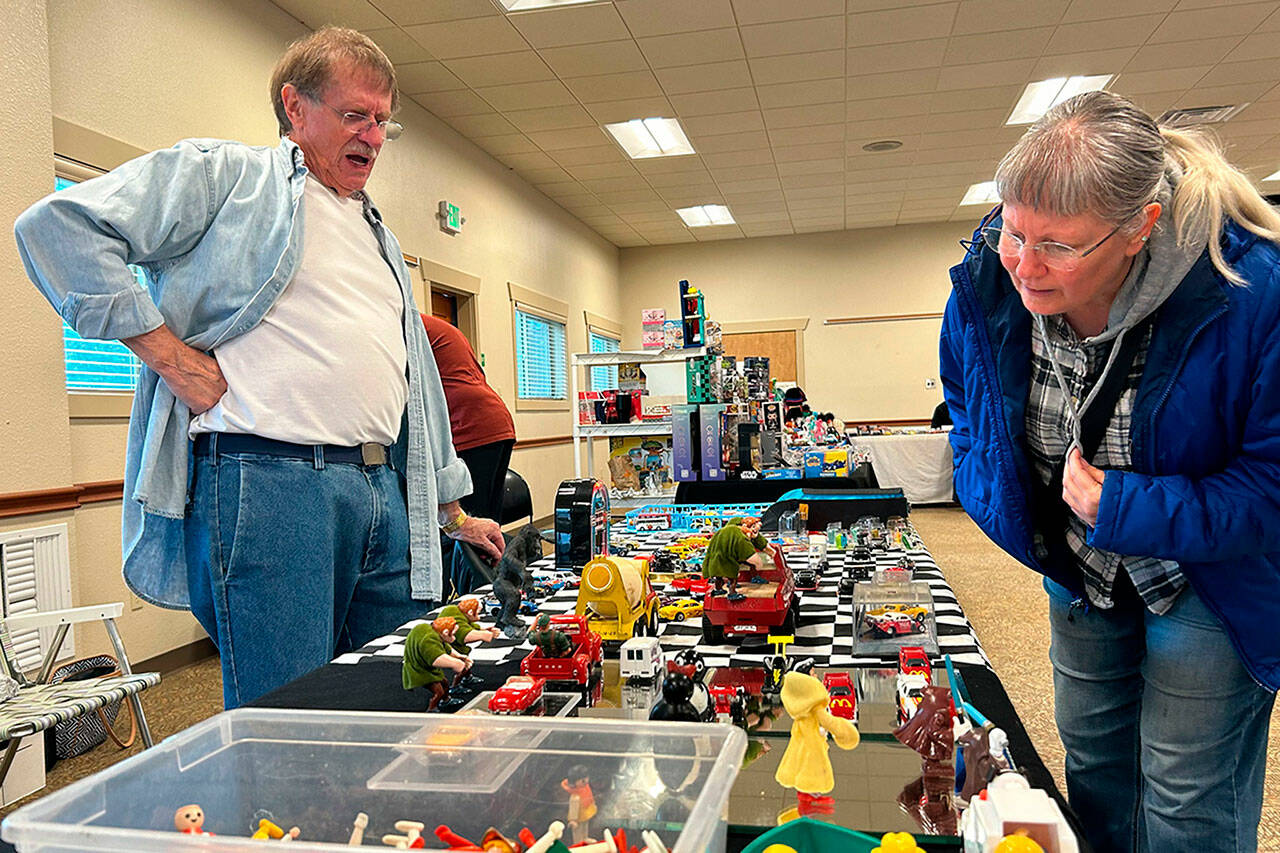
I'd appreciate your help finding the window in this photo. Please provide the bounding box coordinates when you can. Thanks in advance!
[54,175,144,393]
[589,331,620,390]
[514,308,566,400]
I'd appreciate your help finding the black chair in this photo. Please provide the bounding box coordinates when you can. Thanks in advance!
[500,468,534,526]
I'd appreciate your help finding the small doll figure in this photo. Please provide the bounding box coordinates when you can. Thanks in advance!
[561,765,597,845]
[528,613,573,658]
[439,596,501,690]
[774,671,860,819]
[649,671,702,722]
[174,804,214,836]
[702,516,770,601]
[402,616,473,710]
[893,685,957,834]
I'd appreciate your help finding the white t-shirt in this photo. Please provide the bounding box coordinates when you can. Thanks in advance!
[191,175,408,445]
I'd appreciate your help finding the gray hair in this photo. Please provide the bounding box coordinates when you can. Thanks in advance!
[270,27,398,137]
[996,90,1280,285]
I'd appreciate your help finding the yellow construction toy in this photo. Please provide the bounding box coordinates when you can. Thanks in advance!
[575,555,660,641]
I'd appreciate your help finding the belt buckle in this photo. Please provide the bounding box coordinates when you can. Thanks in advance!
[361,443,387,466]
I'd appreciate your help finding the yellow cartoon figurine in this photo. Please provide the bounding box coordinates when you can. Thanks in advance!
[774,671,860,822]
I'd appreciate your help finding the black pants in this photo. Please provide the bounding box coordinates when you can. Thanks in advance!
[447,439,515,596]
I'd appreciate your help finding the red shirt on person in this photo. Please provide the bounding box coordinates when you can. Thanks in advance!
[421,314,515,452]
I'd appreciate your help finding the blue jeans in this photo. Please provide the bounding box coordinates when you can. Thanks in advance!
[1045,576,1274,853]
[186,446,428,708]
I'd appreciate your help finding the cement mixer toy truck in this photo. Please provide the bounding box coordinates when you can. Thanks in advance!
[575,554,661,642]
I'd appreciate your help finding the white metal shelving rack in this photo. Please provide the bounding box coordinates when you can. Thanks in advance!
[571,346,705,479]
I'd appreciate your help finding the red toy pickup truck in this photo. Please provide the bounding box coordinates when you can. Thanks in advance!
[700,544,797,643]
[520,614,603,685]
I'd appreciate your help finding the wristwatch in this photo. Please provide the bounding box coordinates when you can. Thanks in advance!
[441,510,469,535]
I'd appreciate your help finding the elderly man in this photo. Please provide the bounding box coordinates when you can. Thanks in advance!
[14,27,503,708]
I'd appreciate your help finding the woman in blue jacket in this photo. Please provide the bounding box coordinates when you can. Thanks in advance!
[940,91,1280,853]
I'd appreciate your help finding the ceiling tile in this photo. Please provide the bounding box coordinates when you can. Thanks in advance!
[404,17,528,59]
[548,144,626,166]
[509,4,631,48]
[1060,0,1176,22]
[720,189,786,204]
[584,97,678,123]
[609,202,675,216]
[538,180,593,198]
[1197,59,1280,88]
[539,40,649,77]
[1045,14,1165,54]
[926,84,1022,114]
[741,223,795,236]
[690,225,746,241]
[707,163,778,181]
[848,67,941,99]
[847,3,958,45]
[273,0,393,28]
[438,110,519,136]
[1122,37,1239,72]
[934,58,1036,92]
[689,130,772,153]
[614,0,736,37]
[680,111,766,136]
[1151,3,1277,42]
[732,0,846,25]
[567,161,643,180]
[951,0,1062,35]
[447,51,554,88]
[917,126,1021,149]
[1225,31,1280,62]
[716,176,784,193]
[783,176,844,193]
[396,61,465,94]
[644,169,720,187]
[776,157,844,176]
[634,155,718,174]
[846,115,928,137]
[515,165,574,184]
[769,124,845,146]
[526,127,610,151]
[654,61,753,95]
[473,133,540,155]
[1031,47,1137,78]
[660,189,725,206]
[474,80,576,111]
[764,103,847,129]
[944,27,1054,65]
[497,150,560,171]
[1260,5,1280,31]
[773,141,845,162]
[637,28,746,69]
[369,0,498,26]
[740,17,845,58]
[846,39,946,76]
[845,93,933,121]
[748,50,844,85]
[414,88,493,117]
[564,71,665,103]
[364,27,434,64]
[505,104,597,132]
[1113,66,1209,95]
[1174,81,1272,106]
[703,149,777,168]
[918,108,1008,132]
[757,79,846,110]
[582,175,653,193]
[669,87,761,116]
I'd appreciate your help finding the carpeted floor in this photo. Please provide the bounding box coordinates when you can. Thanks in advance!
[4,506,1277,849]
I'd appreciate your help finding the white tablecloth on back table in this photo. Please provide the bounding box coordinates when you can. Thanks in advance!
[853,431,954,504]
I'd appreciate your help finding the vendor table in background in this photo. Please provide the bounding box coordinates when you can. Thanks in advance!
[852,432,953,505]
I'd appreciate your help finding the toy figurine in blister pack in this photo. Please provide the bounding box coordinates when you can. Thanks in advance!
[774,671,860,821]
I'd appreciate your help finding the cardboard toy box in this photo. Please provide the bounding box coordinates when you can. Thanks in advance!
[803,448,852,478]
[639,394,679,421]
[577,391,600,425]
[671,404,701,481]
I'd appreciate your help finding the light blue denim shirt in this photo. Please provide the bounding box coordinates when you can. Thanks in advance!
[14,137,471,608]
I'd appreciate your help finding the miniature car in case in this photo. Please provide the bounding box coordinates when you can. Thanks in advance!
[520,614,603,685]
[863,610,921,638]
[488,675,545,714]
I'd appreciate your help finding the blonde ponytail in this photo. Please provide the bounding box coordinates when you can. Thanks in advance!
[1161,126,1280,286]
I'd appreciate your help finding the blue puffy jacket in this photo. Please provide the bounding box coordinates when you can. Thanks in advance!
[940,214,1280,691]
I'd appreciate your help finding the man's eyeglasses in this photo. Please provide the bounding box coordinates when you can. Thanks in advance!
[309,96,403,141]
[980,221,1126,272]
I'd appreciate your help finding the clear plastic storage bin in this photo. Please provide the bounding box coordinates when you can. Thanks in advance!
[2,708,746,852]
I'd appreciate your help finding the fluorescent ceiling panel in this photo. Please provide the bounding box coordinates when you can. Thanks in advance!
[1007,75,1112,125]
[1263,168,1280,181]
[604,117,695,159]
[959,181,999,206]
[677,204,735,227]
[497,0,602,9]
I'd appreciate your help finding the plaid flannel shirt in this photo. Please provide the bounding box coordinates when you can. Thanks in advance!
[1026,315,1186,613]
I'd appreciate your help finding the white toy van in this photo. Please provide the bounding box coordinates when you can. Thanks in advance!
[619,636,663,681]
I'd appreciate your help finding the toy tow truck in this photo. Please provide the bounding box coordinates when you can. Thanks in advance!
[700,544,797,644]
[520,614,603,685]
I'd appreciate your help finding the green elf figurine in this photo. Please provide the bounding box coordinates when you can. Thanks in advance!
[702,516,770,602]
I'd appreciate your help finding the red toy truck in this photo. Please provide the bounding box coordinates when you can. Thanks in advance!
[488,675,546,714]
[700,544,797,644]
[520,614,603,685]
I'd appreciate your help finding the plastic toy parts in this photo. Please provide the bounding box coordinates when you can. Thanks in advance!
[959,773,1077,853]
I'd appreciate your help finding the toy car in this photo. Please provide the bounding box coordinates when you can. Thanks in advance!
[896,672,930,724]
[823,671,857,723]
[488,675,545,714]
[863,610,920,638]
[701,544,797,644]
[898,646,932,680]
[487,596,540,617]
[708,684,747,725]
[658,598,703,622]
[793,567,820,591]
[868,603,929,624]
[837,576,856,596]
[669,576,711,596]
[520,614,603,685]
[647,550,688,575]
[619,636,664,681]
[849,545,873,563]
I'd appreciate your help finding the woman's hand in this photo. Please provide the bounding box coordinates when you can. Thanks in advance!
[1063,447,1105,527]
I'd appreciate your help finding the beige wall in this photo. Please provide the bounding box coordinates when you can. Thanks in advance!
[0,0,619,666]
[618,222,974,421]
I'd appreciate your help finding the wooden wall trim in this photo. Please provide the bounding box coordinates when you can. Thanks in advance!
[824,312,944,326]
[0,480,125,519]
[513,435,572,449]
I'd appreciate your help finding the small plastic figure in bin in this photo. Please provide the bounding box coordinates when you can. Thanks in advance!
[561,766,597,845]
[402,616,474,710]
[529,613,573,657]
[703,516,769,601]
[174,804,214,836]
[774,671,860,821]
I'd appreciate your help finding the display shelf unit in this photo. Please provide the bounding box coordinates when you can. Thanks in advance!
[571,346,704,478]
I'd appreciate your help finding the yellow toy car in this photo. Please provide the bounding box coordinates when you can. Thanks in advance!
[658,598,704,622]
[866,603,929,623]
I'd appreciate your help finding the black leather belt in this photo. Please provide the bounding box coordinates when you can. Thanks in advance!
[193,432,389,466]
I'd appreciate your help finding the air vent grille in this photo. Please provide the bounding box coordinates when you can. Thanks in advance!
[1157,104,1247,127]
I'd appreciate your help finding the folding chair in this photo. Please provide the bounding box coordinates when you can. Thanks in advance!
[0,603,159,787]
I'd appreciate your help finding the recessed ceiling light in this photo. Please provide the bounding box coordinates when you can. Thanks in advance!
[604,117,695,159]
[861,140,903,152]
[496,0,603,10]
[677,205,735,227]
[959,181,999,206]
[1007,75,1113,125]
[1262,167,1280,182]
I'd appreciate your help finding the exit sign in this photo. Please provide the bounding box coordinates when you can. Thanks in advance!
[438,200,463,234]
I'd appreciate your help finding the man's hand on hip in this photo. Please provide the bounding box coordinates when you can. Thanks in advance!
[123,325,227,414]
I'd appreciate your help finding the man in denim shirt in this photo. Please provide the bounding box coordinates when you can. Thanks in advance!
[14,27,505,707]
